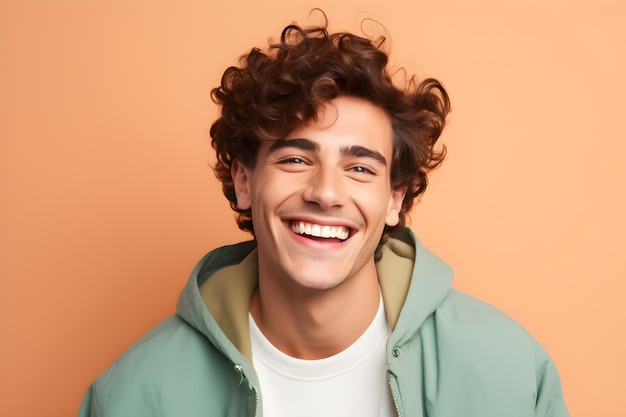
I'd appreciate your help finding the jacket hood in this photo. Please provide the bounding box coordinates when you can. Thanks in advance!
[176,228,453,365]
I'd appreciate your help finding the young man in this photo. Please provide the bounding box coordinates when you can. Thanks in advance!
[79,17,569,417]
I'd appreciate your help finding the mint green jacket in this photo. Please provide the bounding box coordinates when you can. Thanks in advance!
[79,228,569,416]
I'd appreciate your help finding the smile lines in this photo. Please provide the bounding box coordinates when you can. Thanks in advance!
[290,221,350,241]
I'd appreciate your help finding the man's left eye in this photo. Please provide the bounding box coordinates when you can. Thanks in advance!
[351,166,373,174]
[278,157,305,164]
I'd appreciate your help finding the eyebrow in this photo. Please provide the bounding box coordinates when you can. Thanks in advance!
[268,138,318,154]
[340,145,387,166]
[268,138,387,166]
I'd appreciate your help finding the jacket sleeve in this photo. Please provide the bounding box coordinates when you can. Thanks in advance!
[534,349,570,417]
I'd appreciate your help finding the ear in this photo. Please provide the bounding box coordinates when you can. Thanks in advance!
[385,187,407,227]
[231,159,252,210]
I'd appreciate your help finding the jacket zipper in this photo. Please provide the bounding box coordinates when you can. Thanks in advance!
[253,386,259,417]
[235,365,260,417]
[388,374,402,417]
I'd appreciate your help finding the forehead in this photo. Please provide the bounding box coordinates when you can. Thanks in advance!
[282,96,394,155]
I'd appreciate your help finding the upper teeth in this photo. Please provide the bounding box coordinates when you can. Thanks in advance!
[290,221,350,240]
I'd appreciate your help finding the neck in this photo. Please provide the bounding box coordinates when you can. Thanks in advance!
[249,263,381,360]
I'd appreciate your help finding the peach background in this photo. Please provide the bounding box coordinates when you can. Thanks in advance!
[1,1,624,416]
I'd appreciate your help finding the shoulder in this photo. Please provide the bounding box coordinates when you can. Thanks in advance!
[394,291,569,416]
[428,291,569,415]
[94,315,223,389]
[431,289,557,383]
[436,290,544,353]
[88,315,241,416]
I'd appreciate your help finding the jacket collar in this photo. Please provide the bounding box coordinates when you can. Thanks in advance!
[177,228,453,365]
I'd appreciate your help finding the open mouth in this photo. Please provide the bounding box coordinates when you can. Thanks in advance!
[289,221,351,241]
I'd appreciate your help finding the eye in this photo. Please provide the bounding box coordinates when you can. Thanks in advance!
[350,165,375,175]
[274,156,311,172]
[278,156,306,165]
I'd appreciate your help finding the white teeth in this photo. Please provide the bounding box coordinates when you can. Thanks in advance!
[290,221,350,240]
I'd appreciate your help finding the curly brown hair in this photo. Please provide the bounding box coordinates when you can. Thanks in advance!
[210,16,450,242]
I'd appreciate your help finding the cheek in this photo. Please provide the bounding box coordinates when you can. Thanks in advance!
[249,179,287,216]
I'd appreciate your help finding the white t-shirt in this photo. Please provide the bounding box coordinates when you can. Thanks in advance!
[249,295,396,417]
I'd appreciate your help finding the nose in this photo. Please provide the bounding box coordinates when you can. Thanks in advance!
[302,166,346,210]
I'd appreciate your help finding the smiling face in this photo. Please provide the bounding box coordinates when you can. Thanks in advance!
[232,96,405,292]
